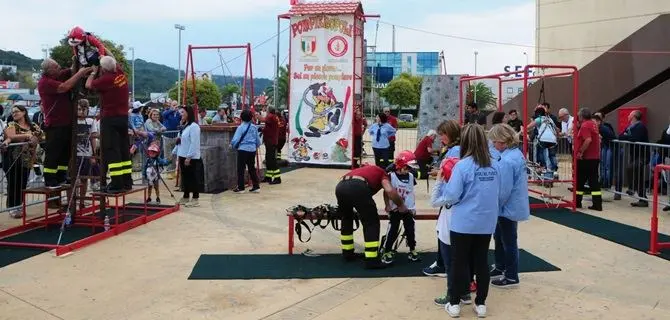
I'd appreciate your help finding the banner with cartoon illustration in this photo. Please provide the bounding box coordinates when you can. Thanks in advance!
[288,14,355,165]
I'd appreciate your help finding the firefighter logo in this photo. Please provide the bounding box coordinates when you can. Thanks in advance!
[327,36,348,58]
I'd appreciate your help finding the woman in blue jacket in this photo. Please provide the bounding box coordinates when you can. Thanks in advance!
[368,112,396,168]
[488,124,530,288]
[231,109,262,193]
[432,124,500,318]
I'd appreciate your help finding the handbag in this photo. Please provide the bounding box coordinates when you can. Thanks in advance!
[234,123,252,150]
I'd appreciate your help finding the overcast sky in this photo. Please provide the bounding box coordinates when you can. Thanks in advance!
[1,0,535,78]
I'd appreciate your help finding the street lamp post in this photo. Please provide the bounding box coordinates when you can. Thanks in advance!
[129,47,135,102]
[473,50,479,104]
[174,24,185,103]
[272,54,278,108]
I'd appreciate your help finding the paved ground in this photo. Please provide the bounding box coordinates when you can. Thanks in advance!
[1,167,669,319]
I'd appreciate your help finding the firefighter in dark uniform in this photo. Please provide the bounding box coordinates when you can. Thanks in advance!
[262,107,281,184]
[37,58,92,188]
[276,110,288,163]
[336,164,408,269]
[85,56,132,193]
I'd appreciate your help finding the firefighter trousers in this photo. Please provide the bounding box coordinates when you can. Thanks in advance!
[264,144,280,181]
[43,125,72,187]
[101,116,133,190]
[336,178,380,261]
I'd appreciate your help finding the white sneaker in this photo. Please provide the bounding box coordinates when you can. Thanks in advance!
[445,303,460,318]
[186,199,200,207]
[178,197,189,205]
[473,304,487,318]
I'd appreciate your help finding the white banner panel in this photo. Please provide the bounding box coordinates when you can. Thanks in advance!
[288,14,355,165]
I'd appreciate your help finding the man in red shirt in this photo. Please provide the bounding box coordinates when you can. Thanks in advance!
[384,107,398,163]
[38,58,92,188]
[262,107,281,184]
[574,108,602,211]
[414,130,437,179]
[336,164,408,269]
[352,104,366,168]
[85,56,132,193]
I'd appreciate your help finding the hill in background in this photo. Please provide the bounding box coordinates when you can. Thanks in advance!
[0,49,273,100]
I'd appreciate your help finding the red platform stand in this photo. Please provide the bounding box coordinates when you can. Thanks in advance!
[0,186,180,256]
[287,209,438,255]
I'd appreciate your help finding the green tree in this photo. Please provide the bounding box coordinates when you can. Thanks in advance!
[50,37,130,76]
[397,72,422,95]
[380,76,421,113]
[264,65,289,109]
[168,78,222,109]
[18,71,36,91]
[220,83,240,106]
[466,82,497,110]
[0,67,17,81]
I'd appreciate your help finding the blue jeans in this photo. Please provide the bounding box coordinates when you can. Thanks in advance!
[494,217,519,282]
[600,147,612,188]
[439,239,454,296]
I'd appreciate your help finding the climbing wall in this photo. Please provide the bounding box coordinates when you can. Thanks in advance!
[416,75,462,145]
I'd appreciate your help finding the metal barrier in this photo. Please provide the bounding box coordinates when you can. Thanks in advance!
[650,164,670,255]
[606,139,670,205]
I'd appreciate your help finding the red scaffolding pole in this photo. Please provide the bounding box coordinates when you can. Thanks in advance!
[459,65,579,211]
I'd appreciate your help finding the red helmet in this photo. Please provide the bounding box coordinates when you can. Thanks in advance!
[440,157,460,181]
[394,150,416,169]
[147,144,160,157]
[68,26,85,46]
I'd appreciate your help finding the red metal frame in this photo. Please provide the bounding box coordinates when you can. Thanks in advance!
[182,44,255,119]
[0,186,180,256]
[288,208,438,255]
[181,43,260,183]
[459,65,579,211]
[650,164,670,255]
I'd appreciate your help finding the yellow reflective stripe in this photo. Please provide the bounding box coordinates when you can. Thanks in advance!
[44,168,58,173]
[576,191,584,195]
[591,191,602,196]
[120,160,132,167]
[364,251,378,258]
[365,241,379,248]
[57,166,69,171]
[109,162,124,169]
[341,235,354,241]
[341,244,355,250]
[109,168,132,176]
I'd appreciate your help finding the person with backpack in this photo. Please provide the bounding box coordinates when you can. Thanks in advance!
[526,105,558,177]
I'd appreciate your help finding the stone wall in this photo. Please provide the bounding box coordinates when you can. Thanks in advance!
[417,75,462,149]
[200,125,241,193]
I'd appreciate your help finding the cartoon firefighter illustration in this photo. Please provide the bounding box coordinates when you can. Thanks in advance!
[301,82,349,138]
[291,137,312,162]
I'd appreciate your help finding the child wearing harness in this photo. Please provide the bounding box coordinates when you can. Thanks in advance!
[380,150,420,264]
[144,143,169,204]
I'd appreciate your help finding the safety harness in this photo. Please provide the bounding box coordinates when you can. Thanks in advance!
[286,204,360,243]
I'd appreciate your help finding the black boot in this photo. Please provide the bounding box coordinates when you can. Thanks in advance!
[270,177,282,185]
[576,194,583,209]
[342,251,362,262]
[588,195,602,211]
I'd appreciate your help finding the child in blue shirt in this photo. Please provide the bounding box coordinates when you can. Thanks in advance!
[488,124,530,288]
[432,124,500,318]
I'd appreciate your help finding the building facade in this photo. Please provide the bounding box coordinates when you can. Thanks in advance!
[365,52,440,87]
[528,0,670,136]
[536,0,670,69]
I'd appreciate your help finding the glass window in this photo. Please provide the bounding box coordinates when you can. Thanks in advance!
[507,87,514,94]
